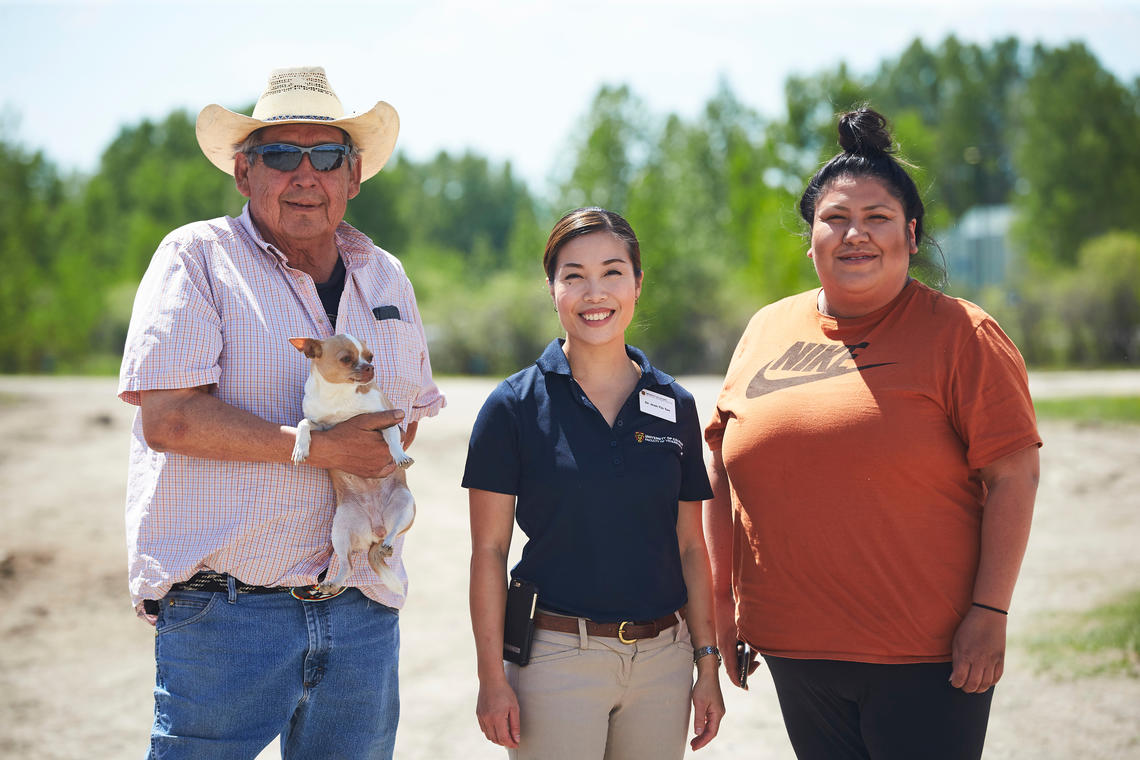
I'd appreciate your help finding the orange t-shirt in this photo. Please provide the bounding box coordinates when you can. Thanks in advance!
[705,281,1041,663]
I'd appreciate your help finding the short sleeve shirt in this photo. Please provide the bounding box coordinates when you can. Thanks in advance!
[118,205,445,612]
[705,281,1040,662]
[462,339,713,622]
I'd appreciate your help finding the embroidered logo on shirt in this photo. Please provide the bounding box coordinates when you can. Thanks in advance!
[746,341,893,398]
[634,432,683,451]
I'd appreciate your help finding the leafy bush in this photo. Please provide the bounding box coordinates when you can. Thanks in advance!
[993,232,1140,365]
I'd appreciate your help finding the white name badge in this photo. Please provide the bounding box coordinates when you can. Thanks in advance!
[639,389,676,423]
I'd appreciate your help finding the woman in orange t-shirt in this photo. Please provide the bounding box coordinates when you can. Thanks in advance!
[704,108,1041,760]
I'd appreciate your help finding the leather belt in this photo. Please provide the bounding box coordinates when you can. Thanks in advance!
[169,571,345,602]
[534,609,683,644]
[172,571,289,595]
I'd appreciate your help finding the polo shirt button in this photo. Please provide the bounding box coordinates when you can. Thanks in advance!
[612,457,622,465]
[610,440,617,447]
[616,420,624,427]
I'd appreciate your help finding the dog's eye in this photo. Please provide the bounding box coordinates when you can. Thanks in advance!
[340,356,353,365]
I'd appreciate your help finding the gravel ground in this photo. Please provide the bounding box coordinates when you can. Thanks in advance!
[1,372,1137,759]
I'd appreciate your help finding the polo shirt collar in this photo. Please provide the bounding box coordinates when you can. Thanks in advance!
[535,338,675,389]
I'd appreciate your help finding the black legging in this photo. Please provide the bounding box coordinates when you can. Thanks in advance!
[764,656,994,760]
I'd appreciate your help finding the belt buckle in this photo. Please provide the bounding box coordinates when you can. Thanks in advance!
[290,585,347,602]
[617,621,637,644]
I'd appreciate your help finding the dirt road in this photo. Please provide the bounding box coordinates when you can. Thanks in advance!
[1,373,1137,759]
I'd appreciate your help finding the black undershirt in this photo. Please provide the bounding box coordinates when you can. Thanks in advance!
[314,255,347,327]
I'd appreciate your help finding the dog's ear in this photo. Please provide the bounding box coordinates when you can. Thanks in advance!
[288,337,322,358]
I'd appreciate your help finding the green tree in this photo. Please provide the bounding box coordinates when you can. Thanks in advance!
[0,138,67,370]
[871,37,1024,217]
[778,63,869,177]
[344,153,413,254]
[558,85,650,214]
[7,36,1140,374]
[626,83,812,371]
[1013,43,1140,266]
[1063,232,1140,363]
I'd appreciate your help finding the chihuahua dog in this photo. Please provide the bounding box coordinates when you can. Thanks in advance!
[289,333,415,594]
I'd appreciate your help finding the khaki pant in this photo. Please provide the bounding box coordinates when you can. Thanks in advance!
[505,614,694,760]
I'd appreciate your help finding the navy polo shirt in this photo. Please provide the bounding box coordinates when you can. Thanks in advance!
[462,339,713,622]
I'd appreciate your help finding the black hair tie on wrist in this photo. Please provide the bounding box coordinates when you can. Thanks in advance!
[972,602,1008,616]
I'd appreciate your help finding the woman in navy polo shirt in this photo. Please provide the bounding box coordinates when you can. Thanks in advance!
[464,207,725,759]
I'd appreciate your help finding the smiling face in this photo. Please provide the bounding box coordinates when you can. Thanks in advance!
[234,123,362,259]
[549,231,643,350]
[808,175,917,318]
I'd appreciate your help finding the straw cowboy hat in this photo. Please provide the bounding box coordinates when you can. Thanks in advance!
[195,66,399,181]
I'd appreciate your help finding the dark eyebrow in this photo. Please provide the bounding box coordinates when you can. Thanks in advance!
[560,259,630,269]
[822,202,895,212]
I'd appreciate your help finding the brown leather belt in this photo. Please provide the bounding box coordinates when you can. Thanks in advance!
[534,609,683,644]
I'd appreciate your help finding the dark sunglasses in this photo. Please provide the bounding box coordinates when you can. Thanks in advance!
[248,143,349,172]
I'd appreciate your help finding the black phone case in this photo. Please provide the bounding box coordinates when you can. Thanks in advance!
[736,640,755,687]
[503,578,539,665]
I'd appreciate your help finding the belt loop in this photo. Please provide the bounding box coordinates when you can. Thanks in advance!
[672,611,683,642]
[577,616,589,650]
[226,574,238,604]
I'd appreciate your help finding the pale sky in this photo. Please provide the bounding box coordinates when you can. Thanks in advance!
[3,0,1138,193]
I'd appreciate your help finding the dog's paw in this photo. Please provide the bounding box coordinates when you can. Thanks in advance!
[291,442,310,465]
[394,454,414,469]
[317,581,344,595]
[292,421,312,464]
[367,542,394,575]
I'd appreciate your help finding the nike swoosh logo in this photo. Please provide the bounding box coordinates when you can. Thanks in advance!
[745,360,894,398]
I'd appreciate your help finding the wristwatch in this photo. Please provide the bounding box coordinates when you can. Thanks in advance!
[693,645,722,666]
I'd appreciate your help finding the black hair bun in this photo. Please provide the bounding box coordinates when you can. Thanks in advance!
[837,108,893,156]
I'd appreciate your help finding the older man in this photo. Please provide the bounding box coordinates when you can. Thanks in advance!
[118,67,444,759]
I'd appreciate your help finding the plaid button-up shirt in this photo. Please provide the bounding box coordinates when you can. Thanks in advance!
[119,204,445,614]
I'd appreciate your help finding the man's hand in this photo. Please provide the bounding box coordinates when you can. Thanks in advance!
[308,410,405,478]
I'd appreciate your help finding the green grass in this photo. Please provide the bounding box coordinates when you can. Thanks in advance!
[1034,396,1140,424]
[1025,589,1140,678]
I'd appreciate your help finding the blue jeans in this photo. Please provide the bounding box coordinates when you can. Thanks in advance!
[148,581,400,760]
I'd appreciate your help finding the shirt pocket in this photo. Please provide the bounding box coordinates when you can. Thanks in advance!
[359,318,425,414]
